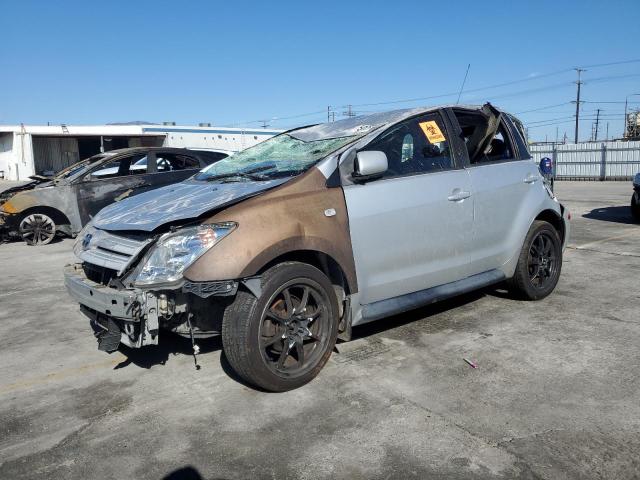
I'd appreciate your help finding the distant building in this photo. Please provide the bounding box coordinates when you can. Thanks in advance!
[0,123,281,180]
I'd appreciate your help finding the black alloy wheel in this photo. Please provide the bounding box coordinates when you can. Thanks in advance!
[222,262,339,392]
[631,192,640,222]
[508,220,562,300]
[527,231,559,290]
[259,281,331,377]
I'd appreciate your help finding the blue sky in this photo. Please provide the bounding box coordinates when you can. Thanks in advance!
[2,0,639,141]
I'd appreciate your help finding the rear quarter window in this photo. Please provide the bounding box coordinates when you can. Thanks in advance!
[506,116,531,160]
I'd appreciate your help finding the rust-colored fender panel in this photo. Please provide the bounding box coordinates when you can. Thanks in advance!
[184,168,357,293]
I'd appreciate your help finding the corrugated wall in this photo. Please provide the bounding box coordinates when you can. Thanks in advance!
[32,136,80,175]
[530,141,640,180]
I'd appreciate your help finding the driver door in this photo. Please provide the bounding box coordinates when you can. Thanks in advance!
[343,111,475,305]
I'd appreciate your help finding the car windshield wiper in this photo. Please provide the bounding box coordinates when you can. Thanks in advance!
[202,164,277,182]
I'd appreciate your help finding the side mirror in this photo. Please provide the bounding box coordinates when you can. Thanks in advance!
[353,151,388,181]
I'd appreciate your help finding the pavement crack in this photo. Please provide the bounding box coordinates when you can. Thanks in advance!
[497,429,562,447]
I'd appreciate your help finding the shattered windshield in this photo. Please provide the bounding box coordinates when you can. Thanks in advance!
[194,133,359,182]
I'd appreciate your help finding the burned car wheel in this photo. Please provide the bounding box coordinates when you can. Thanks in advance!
[508,220,562,300]
[222,262,339,392]
[19,213,56,246]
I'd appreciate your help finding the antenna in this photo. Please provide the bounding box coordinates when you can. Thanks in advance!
[456,63,471,104]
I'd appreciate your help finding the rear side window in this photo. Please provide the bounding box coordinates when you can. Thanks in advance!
[485,124,514,162]
[506,115,531,159]
[154,153,200,171]
[454,111,516,165]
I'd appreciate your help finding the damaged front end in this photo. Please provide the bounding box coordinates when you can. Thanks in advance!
[64,222,238,352]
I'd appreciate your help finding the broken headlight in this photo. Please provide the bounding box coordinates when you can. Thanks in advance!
[133,222,237,286]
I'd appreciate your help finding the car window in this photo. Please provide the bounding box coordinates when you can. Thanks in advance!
[481,125,514,162]
[455,112,516,165]
[89,154,146,179]
[363,113,452,179]
[154,153,200,171]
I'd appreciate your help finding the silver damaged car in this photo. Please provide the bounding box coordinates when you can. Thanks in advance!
[65,103,570,391]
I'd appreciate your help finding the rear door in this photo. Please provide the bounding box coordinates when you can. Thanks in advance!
[453,110,540,275]
[343,110,475,305]
[137,151,205,190]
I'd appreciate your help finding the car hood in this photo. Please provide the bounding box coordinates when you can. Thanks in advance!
[92,178,289,232]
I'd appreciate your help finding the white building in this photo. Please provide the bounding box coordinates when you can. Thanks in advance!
[0,123,281,180]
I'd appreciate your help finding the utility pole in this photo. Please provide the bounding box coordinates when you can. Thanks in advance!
[343,105,356,117]
[593,108,601,142]
[606,122,609,141]
[327,106,331,123]
[573,68,585,143]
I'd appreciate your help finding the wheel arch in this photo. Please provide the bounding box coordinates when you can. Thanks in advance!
[534,208,565,244]
[256,249,353,299]
[19,206,71,230]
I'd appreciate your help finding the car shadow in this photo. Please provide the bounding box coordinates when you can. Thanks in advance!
[583,206,637,225]
[114,332,222,370]
[162,466,228,480]
[0,234,65,246]
[113,286,506,387]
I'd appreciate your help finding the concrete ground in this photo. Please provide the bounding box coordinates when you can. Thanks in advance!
[0,181,638,480]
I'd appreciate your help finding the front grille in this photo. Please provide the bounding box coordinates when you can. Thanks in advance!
[83,262,118,286]
[183,280,238,298]
[78,230,154,275]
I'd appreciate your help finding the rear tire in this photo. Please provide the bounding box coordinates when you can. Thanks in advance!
[508,220,562,300]
[631,192,640,222]
[19,213,56,246]
[222,262,339,392]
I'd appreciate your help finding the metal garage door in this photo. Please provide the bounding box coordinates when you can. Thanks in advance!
[32,136,80,175]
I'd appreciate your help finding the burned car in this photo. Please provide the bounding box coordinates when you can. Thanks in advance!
[0,147,226,245]
[65,104,569,391]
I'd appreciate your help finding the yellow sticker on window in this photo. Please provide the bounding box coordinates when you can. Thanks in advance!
[419,121,446,143]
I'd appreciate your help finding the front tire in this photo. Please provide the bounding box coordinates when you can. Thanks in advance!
[222,262,339,392]
[19,213,56,246]
[508,220,562,300]
[631,192,640,222]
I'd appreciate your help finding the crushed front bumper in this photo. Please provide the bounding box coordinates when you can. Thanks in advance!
[64,264,161,352]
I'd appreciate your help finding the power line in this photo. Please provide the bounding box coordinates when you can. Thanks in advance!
[527,116,576,125]
[583,100,640,104]
[577,58,640,69]
[515,102,572,114]
[225,58,640,128]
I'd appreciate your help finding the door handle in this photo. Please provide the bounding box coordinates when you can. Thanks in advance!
[447,189,471,202]
[523,173,539,184]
